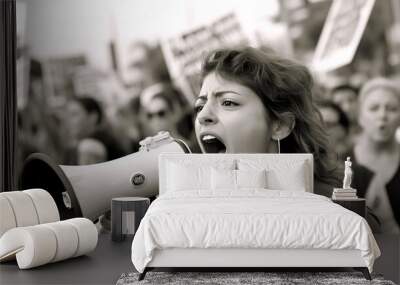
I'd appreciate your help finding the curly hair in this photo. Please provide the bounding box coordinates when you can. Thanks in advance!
[201,47,340,186]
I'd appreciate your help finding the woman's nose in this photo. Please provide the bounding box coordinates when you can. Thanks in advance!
[377,106,389,121]
[197,103,218,125]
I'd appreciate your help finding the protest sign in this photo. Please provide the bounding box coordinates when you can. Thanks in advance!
[161,12,250,103]
[312,0,376,72]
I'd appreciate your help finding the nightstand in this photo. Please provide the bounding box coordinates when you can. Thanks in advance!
[111,197,150,242]
[332,198,366,218]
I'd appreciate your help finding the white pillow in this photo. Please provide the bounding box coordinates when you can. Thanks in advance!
[236,169,267,189]
[211,168,236,190]
[238,159,308,192]
[211,168,267,190]
[166,159,236,193]
[267,165,306,191]
[167,162,210,191]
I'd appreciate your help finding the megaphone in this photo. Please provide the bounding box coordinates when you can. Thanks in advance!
[20,132,190,221]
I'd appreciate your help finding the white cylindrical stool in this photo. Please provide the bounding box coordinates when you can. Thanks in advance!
[111,197,150,242]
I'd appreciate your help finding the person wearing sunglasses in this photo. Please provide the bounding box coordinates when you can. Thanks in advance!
[139,83,200,152]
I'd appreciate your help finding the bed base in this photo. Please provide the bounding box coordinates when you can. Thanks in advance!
[138,267,371,281]
[138,248,372,281]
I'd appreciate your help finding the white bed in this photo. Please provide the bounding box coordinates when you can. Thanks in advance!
[131,154,380,280]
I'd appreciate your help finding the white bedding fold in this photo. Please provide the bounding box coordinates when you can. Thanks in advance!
[131,190,380,273]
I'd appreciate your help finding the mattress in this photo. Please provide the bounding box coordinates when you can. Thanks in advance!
[131,190,380,273]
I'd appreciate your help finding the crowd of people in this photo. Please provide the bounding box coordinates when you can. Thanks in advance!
[315,68,400,234]
[16,43,199,171]
[16,40,400,233]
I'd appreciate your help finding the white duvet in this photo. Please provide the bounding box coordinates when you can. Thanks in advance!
[131,190,380,273]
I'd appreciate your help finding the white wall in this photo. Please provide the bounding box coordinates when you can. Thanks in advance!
[24,0,114,69]
[22,0,279,70]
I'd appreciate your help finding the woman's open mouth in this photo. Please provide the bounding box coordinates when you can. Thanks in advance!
[200,134,227,153]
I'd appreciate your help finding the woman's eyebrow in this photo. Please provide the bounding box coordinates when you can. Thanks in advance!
[196,95,207,101]
[214,90,241,97]
[197,90,241,100]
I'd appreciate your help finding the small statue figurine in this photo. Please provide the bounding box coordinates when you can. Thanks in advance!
[343,157,353,189]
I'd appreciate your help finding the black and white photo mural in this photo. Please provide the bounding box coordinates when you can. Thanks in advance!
[2,0,400,284]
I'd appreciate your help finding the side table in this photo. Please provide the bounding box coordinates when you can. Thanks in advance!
[111,197,150,242]
[332,198,366,218]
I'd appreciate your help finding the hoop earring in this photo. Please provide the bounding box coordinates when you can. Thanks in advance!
[277,137,281,154]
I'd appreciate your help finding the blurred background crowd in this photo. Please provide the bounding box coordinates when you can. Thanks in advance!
[15,0,400,232]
